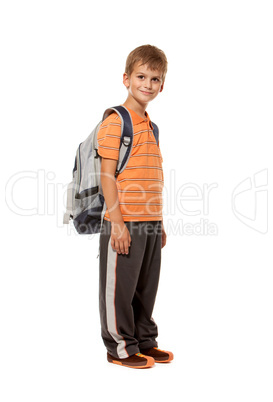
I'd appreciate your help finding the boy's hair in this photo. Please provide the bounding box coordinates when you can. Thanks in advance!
[125,44,168,83]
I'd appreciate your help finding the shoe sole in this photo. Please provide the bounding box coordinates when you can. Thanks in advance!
[108,356,155,369]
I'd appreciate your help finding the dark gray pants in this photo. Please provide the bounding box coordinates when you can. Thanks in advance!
[99,219,162,359]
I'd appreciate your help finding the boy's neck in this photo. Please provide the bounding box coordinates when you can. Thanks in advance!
[122,97,148,119]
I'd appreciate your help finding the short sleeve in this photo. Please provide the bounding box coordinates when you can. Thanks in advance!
[97,113,122,160]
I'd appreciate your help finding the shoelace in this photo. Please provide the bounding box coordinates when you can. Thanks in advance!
[154,347,165,352]
[136,353,146,358]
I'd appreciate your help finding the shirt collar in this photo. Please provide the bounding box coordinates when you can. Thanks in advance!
[121,105,152,126]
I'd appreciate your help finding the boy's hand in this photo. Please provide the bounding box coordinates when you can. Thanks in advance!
[162,224,167,248]
[111,221,132,255]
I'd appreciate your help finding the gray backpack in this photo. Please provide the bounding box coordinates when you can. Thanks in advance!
[63,105,159,234]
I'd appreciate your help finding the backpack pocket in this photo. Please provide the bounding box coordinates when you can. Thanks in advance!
[73,191,104,234]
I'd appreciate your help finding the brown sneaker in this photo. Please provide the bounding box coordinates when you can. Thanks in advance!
[107,352,155,369]
[139,347,174,363]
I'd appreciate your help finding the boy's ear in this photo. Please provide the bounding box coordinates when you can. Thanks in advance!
[123,72,130,89]
[159,81,164,92]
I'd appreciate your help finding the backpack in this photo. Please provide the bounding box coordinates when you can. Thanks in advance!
[63,105,159,235]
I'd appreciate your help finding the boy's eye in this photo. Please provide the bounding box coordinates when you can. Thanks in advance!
[137,75,160,82]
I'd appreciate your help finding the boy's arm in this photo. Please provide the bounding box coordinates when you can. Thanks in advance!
[100,158,131,255]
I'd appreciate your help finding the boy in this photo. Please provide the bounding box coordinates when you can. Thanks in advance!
[97,45,173,369]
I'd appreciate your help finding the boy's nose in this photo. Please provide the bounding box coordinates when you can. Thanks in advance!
[144,80,152,89]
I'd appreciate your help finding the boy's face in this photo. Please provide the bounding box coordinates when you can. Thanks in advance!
[123,62,164,106]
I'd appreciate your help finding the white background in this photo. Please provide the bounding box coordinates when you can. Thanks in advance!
[1,0,272,401]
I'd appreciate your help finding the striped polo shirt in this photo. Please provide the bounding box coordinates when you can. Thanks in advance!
[97,106,164,222]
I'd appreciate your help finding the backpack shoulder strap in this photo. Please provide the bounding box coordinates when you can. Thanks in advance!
[151,121,159,145]
[102,106,133,175]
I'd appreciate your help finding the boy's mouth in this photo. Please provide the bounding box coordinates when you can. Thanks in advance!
[139,90,153,95]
